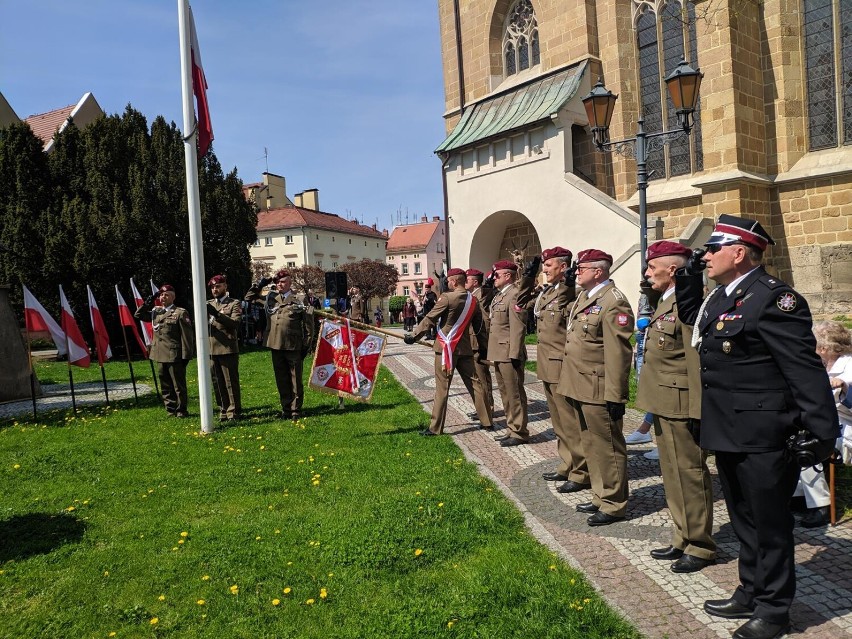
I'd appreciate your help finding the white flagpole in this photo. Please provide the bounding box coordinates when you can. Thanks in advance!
[178,0,214,434]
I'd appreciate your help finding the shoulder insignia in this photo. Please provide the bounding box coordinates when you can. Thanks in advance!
[616,313,630,327]
[777,292,797,312]
[610,288,625,301]
[760,274,785,289]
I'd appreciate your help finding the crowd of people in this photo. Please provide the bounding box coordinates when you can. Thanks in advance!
[401,214,848,639]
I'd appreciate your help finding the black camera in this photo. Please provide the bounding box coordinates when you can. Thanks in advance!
[786,429,834,468]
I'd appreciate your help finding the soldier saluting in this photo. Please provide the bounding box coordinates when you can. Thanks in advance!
[135,284,195,417]
[206,274,242,422]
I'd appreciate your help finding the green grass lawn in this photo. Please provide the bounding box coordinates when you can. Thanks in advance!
[0,350,639,639]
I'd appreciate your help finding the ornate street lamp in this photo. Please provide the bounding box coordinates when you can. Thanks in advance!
[581,59,703,269]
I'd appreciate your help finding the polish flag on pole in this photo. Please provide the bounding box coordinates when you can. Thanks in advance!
[130,278,153,345]
[150,279,162,306]
[116,286,148,356]
[86,286,113,366]
[23,285,67,356]
[189,5,213,157]
[59,286,91,368]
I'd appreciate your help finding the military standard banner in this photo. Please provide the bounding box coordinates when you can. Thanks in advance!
[310,318,385,401]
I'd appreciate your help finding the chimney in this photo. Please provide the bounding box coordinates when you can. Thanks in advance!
[302,188,319,211]
[433,215,441,221]
[421,215,428,222]
[383,229,389,237]
[294,192,303,207]
[262,172,291,209]
[371,223,377,230]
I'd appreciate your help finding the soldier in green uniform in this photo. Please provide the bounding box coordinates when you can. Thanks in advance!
[135,284,196,417]
[464,268,495,422]
[245,269,314,419]
[635,241,715,572]
[206,274,242,421]
[556,249,634,526]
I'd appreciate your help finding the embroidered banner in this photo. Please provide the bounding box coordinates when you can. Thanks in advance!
[309,318,386,401]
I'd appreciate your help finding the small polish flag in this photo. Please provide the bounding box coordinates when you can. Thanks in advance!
[59,286,91,368]
[130,278,153,346]
[87,285,113,366]
[23,285,67,356]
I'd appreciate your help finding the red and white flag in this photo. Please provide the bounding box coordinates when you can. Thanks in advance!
[150,280,162,306]
[309,318,385,401]
[59,286,91,368]
[130,278,153,346]
[189,5,213,157]
[22,285,67,356]
[119,285,148,356]
[87,286,112,366]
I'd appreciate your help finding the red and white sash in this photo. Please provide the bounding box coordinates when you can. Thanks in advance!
[436,293,476,372]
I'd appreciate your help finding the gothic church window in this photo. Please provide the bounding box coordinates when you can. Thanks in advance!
[504,0,540,77]
[803,0,852,150]
[635,1,703,181]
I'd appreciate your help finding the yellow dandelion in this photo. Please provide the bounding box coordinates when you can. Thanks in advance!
[202,575,210,581]
[150,617,159,625]
[549,565,556,571]
[196,599,206,605]
[327,572,334,577]
[255,536,262,541]
[275,529,281,534]
[158,594,166,601]
[570,578,576,585]
[438,502,444,508]
[66,506,76,512]
[448,620,456,628]
[260,445,265,450]
[178,539,185,545]
[312,480,320,486]
[13,464,20,469]
[305,598,315,605]
[283,587,292,595]
[229,584,239,594]
[319,588,328,599]
[414,548,423,557]
[180,531,188,537]
[272,598,280,606]
[109,633,116,637]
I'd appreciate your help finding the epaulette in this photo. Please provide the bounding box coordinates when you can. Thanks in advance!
[610,288,625,301]
[758,274,787,290]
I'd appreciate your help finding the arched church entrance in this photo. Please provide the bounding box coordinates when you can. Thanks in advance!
[467,210,540,272]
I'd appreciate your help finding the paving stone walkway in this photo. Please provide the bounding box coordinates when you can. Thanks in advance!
[0,381,152,419]
[382,336,852,639]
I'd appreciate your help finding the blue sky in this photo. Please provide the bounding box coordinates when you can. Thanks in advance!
[0,0,448,231]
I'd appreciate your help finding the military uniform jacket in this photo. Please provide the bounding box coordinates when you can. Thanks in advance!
[412,288,482,357]
[244,288,313,352]
[487,280,533,363]
[207,295,242,355]
[350,293,368,322]
[557,282,633,404]
[527,282,575,383]
[676,266,839,452]
[134,304,195,363]
[469,286,494,354]
[634,287,701,420]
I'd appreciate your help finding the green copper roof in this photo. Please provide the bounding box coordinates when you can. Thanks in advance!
[436,61,587,154]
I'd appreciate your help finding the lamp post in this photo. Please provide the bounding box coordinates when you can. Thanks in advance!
[581,59,703,271]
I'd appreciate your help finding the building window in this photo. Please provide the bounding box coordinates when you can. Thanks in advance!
[414,253,420,258]
[414,263,422,275]
[402,263,409,275]
[332,261,339,268]
[317,261,323,268]
[403,286,410,296]
[287,261,296,268]
[635,2,703,181]
[252,238,260,247]
[285,235,294,244]
[503,0,540,77]
[804,0,852,149]
[264,237,273,246]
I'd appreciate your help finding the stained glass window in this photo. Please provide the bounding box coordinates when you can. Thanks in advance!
[504,0,540,77]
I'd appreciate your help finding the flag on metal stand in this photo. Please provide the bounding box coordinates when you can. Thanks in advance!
[59,286,90,413]
[178,0,215,433]
[87,285,112,404]
[116,286,143,404]
[22,285,66,418]
[132,278,160,399]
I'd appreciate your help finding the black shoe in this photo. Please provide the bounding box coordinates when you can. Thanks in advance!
[174,411,189,418]
[733,618,789,639]
[557,480,591,494]
[279,411,289,420]
[703,598,755,620]
[799,506,829,528]
[650,546,684,560]
[500,437,526,447]
[493,433,509,441]
[671,554,715,573]
[290,412,301,421]
[542,471,569,481]
[420,429,438,437]
[587,511,624,526]
[576,502,599,514]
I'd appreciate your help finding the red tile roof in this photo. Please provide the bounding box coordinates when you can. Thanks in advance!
[387,221,441,251]
[24,104,75,145]
[257,205,386,239]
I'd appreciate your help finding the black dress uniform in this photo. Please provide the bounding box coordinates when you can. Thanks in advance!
[676,215,838,634]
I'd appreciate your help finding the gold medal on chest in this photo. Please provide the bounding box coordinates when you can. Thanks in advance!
[582,323,588,332]
[658,335,665,348]
[716,321,725,331]
[722,340,732,354]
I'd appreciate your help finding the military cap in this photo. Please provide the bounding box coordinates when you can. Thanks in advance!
[576,249,613,264]
[646,240,692,262]
[447,267,465,277]
[705,214,775,251]
[541,246,573,261]
[272,269,290,282]
[465,268,484,277]
[492,259,519,272]
[207,274,226,287]
[158,284,175,293]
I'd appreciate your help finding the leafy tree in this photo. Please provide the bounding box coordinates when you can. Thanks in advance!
[340,259,399,302]
[289,264,325,295]
[250,260,272,283]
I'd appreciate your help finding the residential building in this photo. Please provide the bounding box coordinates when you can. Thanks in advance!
[249,183,388,273]
[4,92,105,151]
[386,216,447,297]
[436,0,852,315]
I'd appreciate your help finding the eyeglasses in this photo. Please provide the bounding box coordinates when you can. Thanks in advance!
[705,242,745,254]
[576,266,599,272]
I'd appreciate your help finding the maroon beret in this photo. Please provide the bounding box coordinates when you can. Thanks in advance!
[492,259,518,272]
[272,269,290,282]
[447,267,465,277]
[207,274,226,287]
[541,246,572,262]
[465,268,483,277]
[577,249,613,264]
[158,284,175,293]
[646,240,692,262]
[425,277,434,287]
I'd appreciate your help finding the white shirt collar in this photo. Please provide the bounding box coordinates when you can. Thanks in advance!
[662,286,675,300]
[586,279,611,299]
[725,267,760,296]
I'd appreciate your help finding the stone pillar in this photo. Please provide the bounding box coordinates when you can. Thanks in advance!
[0,285,42,402]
